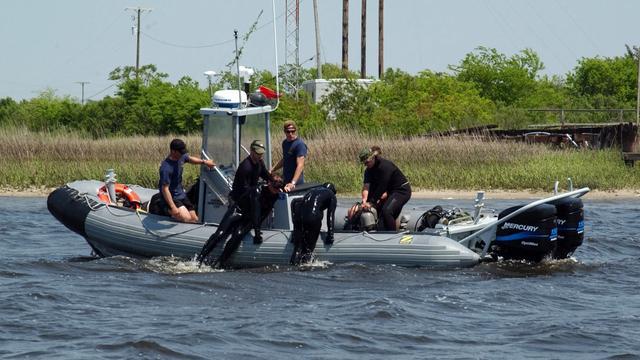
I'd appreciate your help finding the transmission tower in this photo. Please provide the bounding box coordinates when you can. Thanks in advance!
[284,0,300,94]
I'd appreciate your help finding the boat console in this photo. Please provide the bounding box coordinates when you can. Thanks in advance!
[197,105,310,231]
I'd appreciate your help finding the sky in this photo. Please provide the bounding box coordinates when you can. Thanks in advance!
[1,0,639,101]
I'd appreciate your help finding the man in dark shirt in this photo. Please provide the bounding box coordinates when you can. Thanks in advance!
[290,183,337,264]
[156,138,215,223]
[358,147,412,231]
[229,140,271,202]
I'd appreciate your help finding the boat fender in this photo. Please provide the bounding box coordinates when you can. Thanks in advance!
[47,186,92,238]
[97,183,142,209]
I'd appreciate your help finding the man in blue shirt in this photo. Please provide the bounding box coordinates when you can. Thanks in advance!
[271,120,307,192]
[157,138,215,223]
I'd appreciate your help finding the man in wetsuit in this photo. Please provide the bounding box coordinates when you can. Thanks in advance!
[229,140,271,203]
[290,183,337,265]
[358,147,412,231]
[196,140,274,265]
[197,176,283,267]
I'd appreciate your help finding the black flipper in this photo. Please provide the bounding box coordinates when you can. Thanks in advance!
[197,206,242,266]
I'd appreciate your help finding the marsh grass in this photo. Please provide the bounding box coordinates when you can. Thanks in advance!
[1,127,638,192]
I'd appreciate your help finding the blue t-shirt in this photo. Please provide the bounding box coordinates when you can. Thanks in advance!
[282,137,307,184]
[158,153,189,200]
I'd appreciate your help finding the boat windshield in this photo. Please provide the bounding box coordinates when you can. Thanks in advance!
[239,114,268,164]
[203,113,233,167]
[202,110,270,170]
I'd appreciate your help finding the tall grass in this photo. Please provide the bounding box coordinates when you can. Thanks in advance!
[303,128,640,192]
[1,127,638,192]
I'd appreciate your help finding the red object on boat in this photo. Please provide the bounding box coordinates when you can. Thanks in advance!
[258,85,280,99]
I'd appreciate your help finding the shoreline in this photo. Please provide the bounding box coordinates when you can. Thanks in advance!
[3,186,639,200]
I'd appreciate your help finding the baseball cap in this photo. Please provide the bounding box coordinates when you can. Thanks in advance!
[358,148,372,163]
[170,139,187,154]
[250,140,266,154]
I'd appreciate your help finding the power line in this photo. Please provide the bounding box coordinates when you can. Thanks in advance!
[136,2,293,50]
[141,31,234,48]
[86,83,116,100]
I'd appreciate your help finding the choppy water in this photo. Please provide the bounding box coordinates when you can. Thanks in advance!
[1,196,639,359]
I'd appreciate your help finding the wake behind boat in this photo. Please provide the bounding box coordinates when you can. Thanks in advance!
[48,103,589,268]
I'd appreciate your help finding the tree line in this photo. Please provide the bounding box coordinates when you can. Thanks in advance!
[1,46,638,138]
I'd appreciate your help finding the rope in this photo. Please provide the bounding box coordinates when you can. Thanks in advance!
[81,192,219,239]
[80,191,409,245]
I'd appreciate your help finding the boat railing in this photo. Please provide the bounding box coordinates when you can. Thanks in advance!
[200,149,233,207]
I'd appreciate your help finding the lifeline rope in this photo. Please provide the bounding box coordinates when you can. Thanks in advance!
[81,192,408,245]
[81,193,219,239]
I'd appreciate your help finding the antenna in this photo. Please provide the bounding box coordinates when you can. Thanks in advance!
[234,30,243,108]
[272,0,281,111]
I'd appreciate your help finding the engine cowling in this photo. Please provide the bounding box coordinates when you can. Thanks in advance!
[551,197,584,259]
[493,204,558,262]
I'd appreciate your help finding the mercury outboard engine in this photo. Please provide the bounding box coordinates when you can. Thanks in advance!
[551,197,584,259]
[493,204,558,262]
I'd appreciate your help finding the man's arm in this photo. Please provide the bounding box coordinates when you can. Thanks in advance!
[284,156,305,192]
[291,156,305,184]
[187,155,215,169]
[161,184,179,217]
[361,183,371,209]
[259,160,271,182]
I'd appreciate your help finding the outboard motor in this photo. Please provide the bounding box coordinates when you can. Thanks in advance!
[493,204,558,262]
[551,197,584,259]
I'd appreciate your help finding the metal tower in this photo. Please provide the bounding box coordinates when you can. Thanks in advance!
[284,0,300,93]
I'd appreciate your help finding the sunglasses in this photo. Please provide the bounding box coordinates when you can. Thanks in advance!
[284,129,296,134]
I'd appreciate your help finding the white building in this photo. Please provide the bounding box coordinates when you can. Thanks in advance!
[301,78,376,103]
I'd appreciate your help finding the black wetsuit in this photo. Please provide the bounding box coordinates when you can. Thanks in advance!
[364,157,412,231]
[229,156,270,202]
[291,186,337,264]
[197,184,279,267]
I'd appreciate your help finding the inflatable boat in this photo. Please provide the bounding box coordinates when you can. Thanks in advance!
[48,105,589,268]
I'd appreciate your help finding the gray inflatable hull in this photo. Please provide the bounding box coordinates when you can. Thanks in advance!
[48,183,480,268]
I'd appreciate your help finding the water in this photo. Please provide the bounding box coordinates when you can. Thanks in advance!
[1,196,639,359]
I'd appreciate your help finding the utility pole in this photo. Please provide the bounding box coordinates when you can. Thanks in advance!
[378,0,384,79]
[313,0,322,79]
[75,81,90,105]
[637,48,640,126]
[342,0,349,73]
[360,0,366,78]
[125,7,152,79]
